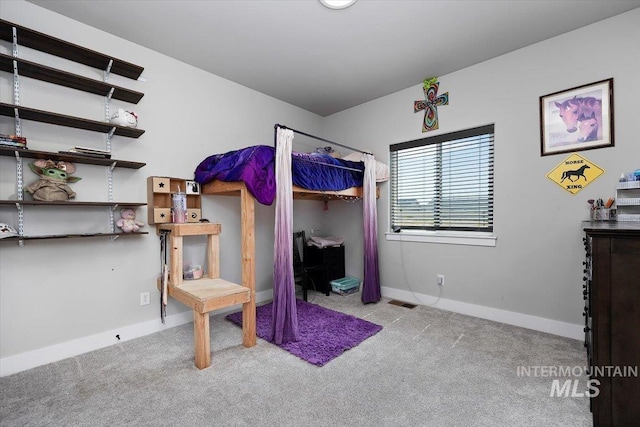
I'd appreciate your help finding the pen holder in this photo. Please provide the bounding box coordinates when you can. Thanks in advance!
[591,207,616,221]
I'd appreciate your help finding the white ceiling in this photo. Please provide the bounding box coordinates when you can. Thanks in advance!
[28,0,640,117]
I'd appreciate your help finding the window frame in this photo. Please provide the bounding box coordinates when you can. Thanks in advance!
[388,124,495,245]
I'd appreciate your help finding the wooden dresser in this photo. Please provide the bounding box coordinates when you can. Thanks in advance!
[582,221,640,426]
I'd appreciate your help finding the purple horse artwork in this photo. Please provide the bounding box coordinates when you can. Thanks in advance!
[577,111,599,142]
[554,96,602,141]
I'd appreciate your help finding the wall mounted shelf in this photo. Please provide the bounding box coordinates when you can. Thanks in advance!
[0,19,147,244]
[0,146,145,169]
[0,103,145,138]
[0,54,144,103]
[0,232,148,242]
[0,200,147,207]
[0,19,144,80]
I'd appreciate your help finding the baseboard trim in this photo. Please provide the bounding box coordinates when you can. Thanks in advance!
[0,289,273,377]
[2,288,580,377]
[381,287,583,341]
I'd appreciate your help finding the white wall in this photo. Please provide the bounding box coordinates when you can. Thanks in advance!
[0,0,327,374]
[1,1,638,376]
[322,9,640,335]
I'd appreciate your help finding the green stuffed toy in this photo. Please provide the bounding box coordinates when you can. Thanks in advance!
[25,159,81,201]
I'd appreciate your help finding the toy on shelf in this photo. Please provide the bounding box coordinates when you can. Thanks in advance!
[0,223,18,239]
[110,108,138,128]
[25,159,81,201]
[116,208,145,233]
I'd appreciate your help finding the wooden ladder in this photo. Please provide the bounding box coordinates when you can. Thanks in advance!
[157,222,256,369]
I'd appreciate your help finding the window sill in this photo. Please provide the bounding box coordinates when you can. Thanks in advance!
[385,230,497,247]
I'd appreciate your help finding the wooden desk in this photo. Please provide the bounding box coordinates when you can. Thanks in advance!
[158,222,255,369]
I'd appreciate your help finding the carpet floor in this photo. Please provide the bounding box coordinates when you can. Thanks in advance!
[0,291,592,426]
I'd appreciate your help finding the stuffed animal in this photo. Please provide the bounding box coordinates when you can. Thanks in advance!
[116,208,144,233]
[25,160,81,201]
[110,108,138,128]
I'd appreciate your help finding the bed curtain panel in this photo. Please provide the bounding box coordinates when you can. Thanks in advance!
[271,127,300,344]
[362,153,381,303]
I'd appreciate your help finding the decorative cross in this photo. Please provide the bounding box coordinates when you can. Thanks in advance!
[414,79,449,132]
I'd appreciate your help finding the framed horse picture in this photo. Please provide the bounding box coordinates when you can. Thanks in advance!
[539,78,614,156]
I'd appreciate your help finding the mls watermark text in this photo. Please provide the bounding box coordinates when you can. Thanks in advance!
[516,365,638,397]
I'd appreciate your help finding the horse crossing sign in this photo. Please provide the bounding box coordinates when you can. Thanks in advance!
[547,153,604,194]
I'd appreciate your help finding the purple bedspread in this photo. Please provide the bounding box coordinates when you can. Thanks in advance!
[194,145,364,205]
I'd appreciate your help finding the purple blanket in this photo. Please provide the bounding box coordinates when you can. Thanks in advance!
[194,145,364,205]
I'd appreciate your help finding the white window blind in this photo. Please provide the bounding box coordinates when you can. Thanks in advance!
[390,124,494,232]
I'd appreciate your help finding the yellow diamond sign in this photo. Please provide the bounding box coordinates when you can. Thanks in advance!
[547,153,604,194]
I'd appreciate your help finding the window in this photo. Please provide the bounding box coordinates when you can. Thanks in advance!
[390,124,494,233]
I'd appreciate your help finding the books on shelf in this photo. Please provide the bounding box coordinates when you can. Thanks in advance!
[58,146,112,159]
[0,134,27,149]
[58,150,112,159]
[73,146,111,155]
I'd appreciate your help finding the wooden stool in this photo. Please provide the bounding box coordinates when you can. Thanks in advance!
[158,222,256,369]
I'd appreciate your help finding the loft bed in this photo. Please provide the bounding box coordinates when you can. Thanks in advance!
[201,180,374,201]
[195,124,382,344]
[195,143,382,204]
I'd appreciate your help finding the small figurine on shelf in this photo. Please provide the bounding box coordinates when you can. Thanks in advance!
[25,159,81,201]
[116,208,144,233]
[110,108,138,128]
[0,222,18,239]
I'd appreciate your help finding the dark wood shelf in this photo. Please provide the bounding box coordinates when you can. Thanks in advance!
[1,20,148,245]
[0,103,145,138]
[0,54,144,103]
[0,200,147,207]
[0,19,144,80]
[0,146,145,169]
[0,232,148,242]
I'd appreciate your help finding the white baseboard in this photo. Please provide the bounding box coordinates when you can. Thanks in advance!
[2,287,580,377]
[381,286,584,341]
[0,289,273,377]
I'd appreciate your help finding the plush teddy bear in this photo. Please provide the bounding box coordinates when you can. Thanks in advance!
[116,208,144,233]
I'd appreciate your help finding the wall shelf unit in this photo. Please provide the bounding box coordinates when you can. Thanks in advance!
[0,232,148,242]
[0,146,145,169]
[0,103,145,138]
[0,53,144,103]
[0,19,144,79]
[0,19,147,243]
[0,200,147,207]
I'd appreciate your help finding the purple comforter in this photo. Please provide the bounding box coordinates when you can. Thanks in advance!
[194,145,364,205]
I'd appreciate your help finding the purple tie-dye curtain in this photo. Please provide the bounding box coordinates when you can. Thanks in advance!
[362,154,381,303]
[271,128,299,344]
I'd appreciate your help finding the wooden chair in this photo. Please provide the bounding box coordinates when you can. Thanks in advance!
[293,230,327,301]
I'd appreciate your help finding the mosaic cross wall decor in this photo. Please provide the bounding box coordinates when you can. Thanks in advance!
[414,78,449,132]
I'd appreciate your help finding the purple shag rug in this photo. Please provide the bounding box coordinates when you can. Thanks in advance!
[225,299,383,366]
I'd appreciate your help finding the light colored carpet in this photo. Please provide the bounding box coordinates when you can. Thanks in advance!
[0,291,591,426]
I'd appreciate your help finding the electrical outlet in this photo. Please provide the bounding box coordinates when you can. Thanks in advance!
[140,292,150,306]
[437,274,445,286]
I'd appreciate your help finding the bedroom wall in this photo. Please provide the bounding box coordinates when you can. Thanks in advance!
[321,8,640,337]
[0,0,326,374]
[1,1,637,376]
